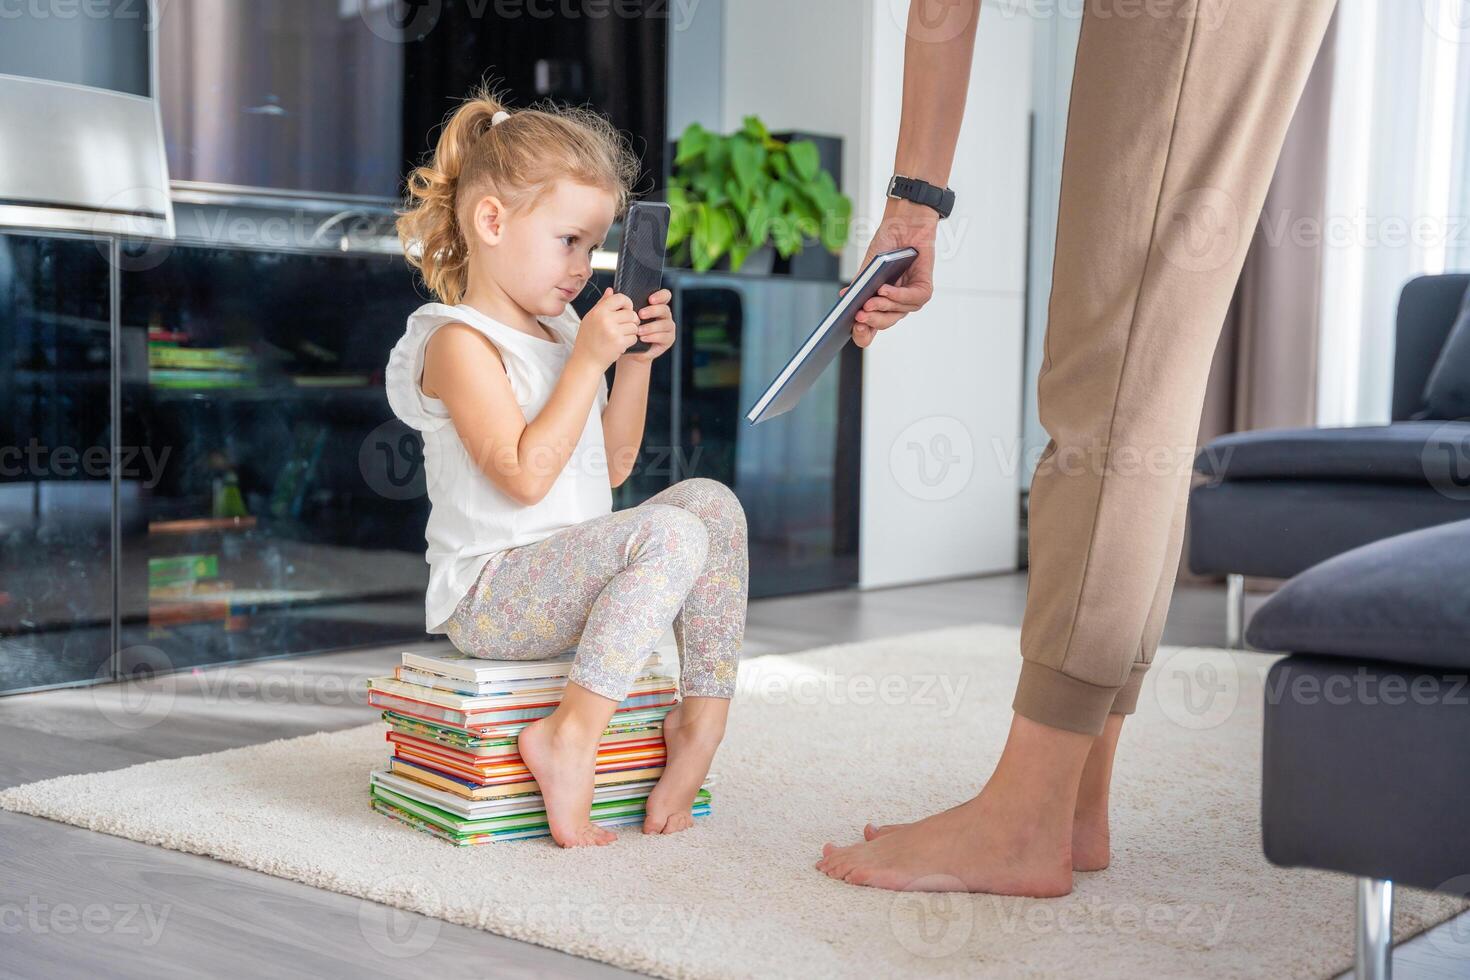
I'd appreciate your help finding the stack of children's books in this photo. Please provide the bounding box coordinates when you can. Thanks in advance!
[365,648,713,844]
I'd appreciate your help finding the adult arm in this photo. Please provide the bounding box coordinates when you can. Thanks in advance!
[848,0,981,347]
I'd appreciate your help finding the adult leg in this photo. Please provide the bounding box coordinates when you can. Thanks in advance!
[819,0,1337,893]
[635,477,750,832]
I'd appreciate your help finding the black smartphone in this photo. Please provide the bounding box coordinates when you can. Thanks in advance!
[613,201,671,354]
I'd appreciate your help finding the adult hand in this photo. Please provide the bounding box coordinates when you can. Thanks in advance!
[841,199,938,348]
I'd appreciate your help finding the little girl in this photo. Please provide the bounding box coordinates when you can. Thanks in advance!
[385,86,749,848]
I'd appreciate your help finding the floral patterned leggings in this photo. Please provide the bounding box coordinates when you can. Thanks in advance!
[442,478,748,702]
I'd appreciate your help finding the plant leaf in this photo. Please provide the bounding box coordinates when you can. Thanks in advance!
[745,201,772,245]
[765,183,788,215]
[728,240,752,272]
[704,136,730,176]
[787,140,820,181]
[741,116,769,143]
[708,206,736,255]
[692,169,725,204]
[725,177,751,220]
[821,194,852,251]
[691,204,717,271]
[674,123,711,168]
[730,138,764,192]
[766,215,795,256]
[667,200,691,247]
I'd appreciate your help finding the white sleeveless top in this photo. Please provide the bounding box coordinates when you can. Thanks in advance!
[385,300,612,633]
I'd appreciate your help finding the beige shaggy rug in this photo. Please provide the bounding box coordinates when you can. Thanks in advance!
[1,624,1464,979]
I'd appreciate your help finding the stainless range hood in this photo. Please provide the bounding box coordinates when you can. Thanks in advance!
[0,72,175,239]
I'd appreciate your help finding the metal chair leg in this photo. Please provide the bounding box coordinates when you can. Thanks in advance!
[1356,877,1393,980]
[1225,574,1245,649]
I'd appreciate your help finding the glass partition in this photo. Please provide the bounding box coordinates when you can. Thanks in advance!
[115,243,433,673]
[0,232,116,692]
[0,242,859,693]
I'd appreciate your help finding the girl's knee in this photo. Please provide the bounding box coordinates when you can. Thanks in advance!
[642,503,710,566]
[675,477,746,525]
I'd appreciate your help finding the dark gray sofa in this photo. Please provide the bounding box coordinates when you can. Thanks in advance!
[1190,273,1470,646]
[1248,518,1470,979]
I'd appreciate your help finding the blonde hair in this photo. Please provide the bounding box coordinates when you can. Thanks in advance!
[396,82,642,305]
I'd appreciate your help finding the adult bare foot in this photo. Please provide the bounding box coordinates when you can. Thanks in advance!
[819,790,1074,896]
[816,713,1093,894]
[863,807,1108,872]
[1071,712,1124,871]
[864,801,1110,872]
[643,696,728,834]
[862,712,1126,873]
[1070,812,1110,872]
[861,805,956,842]
[517,684,620,848]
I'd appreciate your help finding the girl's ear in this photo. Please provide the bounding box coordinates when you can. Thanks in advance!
[468,195,506,247]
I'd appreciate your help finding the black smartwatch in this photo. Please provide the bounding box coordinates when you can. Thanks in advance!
[887,174,955,219]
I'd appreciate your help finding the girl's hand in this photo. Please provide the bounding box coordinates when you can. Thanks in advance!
[576,288,642,369]
[618,288,675,365]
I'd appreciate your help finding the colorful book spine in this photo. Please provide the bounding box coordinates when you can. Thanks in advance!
[148,554,219,587]
[365,687,677,734]
[148,345,255,371]
[370,785,712,845]
[367,651,714,844]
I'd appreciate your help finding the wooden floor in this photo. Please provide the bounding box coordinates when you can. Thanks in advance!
[0,574,1464,979]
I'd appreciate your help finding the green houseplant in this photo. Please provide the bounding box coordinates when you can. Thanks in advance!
[666,116,852,273]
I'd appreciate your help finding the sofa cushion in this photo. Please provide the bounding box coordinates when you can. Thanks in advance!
[1245,518,1470,669]
[1420,282,1470,420]
[1261,655,1470,894]
[1193,420,1470,482]
[1187,480,1470,579]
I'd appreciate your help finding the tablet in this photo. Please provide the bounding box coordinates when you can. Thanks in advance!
[744,247,918,424]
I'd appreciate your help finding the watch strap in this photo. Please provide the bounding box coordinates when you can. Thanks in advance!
[888,174,955,218]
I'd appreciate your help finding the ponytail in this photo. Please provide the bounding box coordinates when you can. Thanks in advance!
[396,81,642,305]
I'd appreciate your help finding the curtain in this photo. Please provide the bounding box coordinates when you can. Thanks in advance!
[1317,0,1470,426]
[1198,10,1339,440]
[1178,10,1339,585]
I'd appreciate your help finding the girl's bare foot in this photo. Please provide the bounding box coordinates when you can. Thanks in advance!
[643,696,728,834]
[517,684,620,848]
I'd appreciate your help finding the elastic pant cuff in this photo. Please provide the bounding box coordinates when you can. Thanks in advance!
[1109,662,1150,717]
[1012,659,1123,737]
[566,668,628,704]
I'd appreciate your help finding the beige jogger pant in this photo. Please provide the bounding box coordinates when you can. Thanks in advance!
[1013,0,1339,735]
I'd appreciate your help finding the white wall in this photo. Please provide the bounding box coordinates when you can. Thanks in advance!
[854,2,1031,588]
[719,0,867,207]
[718,0,1032,589]
[665,0,724,145]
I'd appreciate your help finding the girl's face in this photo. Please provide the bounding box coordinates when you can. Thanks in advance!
[468,178,617,317]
